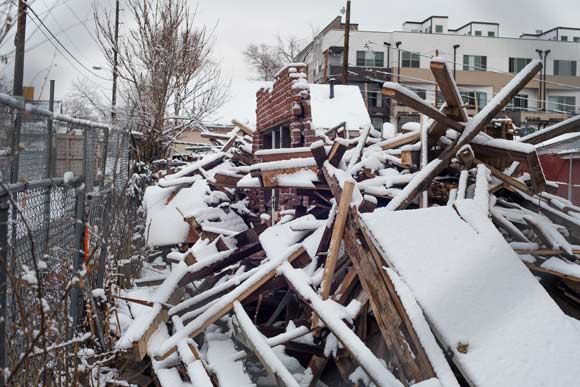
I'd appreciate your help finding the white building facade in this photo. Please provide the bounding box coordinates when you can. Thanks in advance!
[296,16,580,132]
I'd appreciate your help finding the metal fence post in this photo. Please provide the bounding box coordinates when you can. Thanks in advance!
[0,193,9,387]
[10,96,23,184]
[100,128,109,190]
[47,80,56,178]
[70,184,85,331]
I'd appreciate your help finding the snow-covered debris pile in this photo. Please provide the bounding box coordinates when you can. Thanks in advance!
[109,58,580,387]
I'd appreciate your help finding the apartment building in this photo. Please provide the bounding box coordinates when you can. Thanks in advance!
[295,16,580,134]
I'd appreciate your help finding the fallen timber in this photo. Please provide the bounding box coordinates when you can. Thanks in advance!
[112,58,580,387]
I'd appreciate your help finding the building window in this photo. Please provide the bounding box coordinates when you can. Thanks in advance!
[574,37,580,42]
[435,25,443,33]
[402,51,420,68]
[548,96,576,114]
[509,57,532,73]
[463,55,487,71]
[410,89,427,100]
[488,31,495,37]
[371,117,384,129]
[561,36,568,41]
[474,30,482,36]
[368,91,383,108]
[508,94,528,111]
[554,60,577,76]
[461,91,487,110]
[356,51,384,67]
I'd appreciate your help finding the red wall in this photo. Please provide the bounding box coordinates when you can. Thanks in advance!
[539,154,580,205]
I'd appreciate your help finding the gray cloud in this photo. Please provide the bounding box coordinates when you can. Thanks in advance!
[1,0,578,101]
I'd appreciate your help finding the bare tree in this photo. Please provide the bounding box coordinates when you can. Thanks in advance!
[243,35,305,81]
[94,0,226,162]
[62,80,108,120]
[0,1,14,49]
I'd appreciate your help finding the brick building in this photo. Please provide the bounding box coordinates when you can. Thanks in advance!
[251,63,371,213]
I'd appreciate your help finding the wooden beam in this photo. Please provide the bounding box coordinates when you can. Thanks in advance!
[386,60,542,210]
[156,247,309,360]
[323,167,436,385]
[233,302,301,387]
[231,119,255,136]
[382,83,464,131]
[327,140,347,167]
[430,59,469,122]
[519,115,580,145]
[379,131,420,151]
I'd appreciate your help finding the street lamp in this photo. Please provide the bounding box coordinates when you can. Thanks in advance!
[396,41,402,83]
[536,49,544,110]
[543,50,551,112]
[383,42,391,72]
[453,44,460,79]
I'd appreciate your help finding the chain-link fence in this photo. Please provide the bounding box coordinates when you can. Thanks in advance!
[0,93,141,386]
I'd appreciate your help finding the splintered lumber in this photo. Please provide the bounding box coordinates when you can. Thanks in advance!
[280,263,406,387]
[430,58,469,122]
[378,130,421,151]
[134,307,169,361]
[172,316,215,387]
[322,165,436,385]
[327,139,348,167]
[348,125,371,171]
[319,181,354,300]
[178,242,261,286]
[386,59,542,210]
[256,147,314,163]
[310,141,328,169]
[524,261,580,283]
[231,119,255,136]
[156,246,309,360]
[360,201,580,386]
[221,129,239,152]
[201,132,232,141]
[519,115,580,145]
[233,302,302,387]
[383,82,464,132]
[523,216,573,254]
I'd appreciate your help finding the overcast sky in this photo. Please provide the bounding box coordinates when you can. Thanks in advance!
[1,0,579,101]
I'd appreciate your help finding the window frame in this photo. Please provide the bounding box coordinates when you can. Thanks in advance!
[509,57,532,73]
[463,55,487,71]
[401,51,421,68]
[554,60,577,76]
[356,50,385,67]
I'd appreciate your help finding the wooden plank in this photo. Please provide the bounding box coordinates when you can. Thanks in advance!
[524,262,580,283]
[260,166,318,188]
[233,302,301,387]
[310,142,328,170]
[319,181,354,300]
[520,115,580,145]
[327,140,347,167]
[387,60,542,210]
[231,119,255,136]
[323,167,436,385]
[379,131,420,151]
[382,84,464,131]
[430,60,469,122]
[258,150,314,163]
[133,308,169,361]
[514,249,580,255]
[156,247,309,360]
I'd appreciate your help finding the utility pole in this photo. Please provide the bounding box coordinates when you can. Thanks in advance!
[111,0,120,123]
[12,0,27,96]
[342,0,350,85]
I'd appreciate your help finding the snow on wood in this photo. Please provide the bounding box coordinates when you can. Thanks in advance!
[233,301,301,387]
[280,262,405,387]
[361,200,580,386]
[309,84,372,133]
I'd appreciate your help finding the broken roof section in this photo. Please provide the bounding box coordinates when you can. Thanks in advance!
[309,83,372,133]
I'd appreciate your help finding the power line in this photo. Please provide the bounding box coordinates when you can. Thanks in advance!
[357,69,580,112]
[348,33,580,91]
[21,0,112,82]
